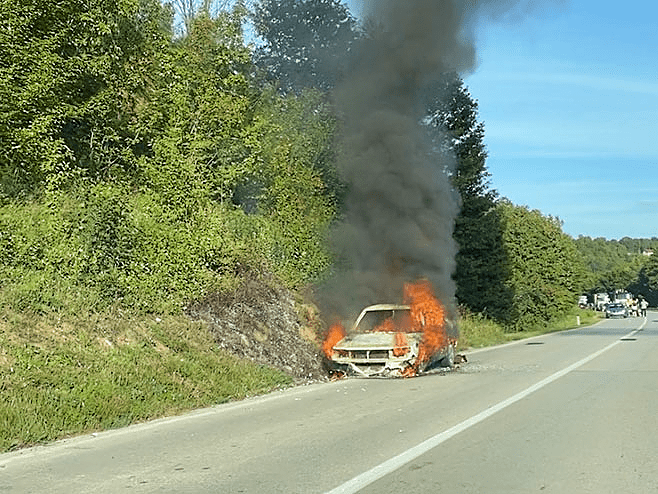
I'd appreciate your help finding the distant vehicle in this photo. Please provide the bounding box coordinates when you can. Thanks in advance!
[605,302,628,319]
[578,295,588,308]
[594,293,610,311]
[613,291,632,305]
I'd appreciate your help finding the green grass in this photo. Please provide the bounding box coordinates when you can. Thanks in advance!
[457,307,604,351]
[0,309,291,452]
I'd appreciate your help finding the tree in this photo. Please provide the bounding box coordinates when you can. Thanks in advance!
[248,89,338,284]
[426,74,507,318]
[0,0,173,198]
[170,0,241,36]
[629,253,658,306]
[137,10,256,205]
[251,0,360,92]
[497,202,586,329]
[137,12,338,284]
[574,235,656,294]
[0,0,346,315]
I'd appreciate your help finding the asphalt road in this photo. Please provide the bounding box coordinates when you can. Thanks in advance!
[2,312,656,493]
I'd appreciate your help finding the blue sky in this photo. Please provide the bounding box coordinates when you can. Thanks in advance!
[463,0,658,239]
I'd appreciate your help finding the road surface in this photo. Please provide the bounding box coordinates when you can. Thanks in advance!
[1,313,656,493]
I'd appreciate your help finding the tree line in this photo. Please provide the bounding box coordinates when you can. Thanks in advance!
[1,0,653,330]
[574,236,658,306]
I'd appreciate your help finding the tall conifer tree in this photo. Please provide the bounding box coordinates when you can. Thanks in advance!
[427,73,508,319]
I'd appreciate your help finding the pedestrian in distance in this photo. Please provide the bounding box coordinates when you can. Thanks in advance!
[640,299,649,317]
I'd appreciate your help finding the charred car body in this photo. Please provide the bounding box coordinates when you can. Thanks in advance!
[326,304,458,377]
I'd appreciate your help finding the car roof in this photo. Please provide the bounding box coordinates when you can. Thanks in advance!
[360,304,410,312]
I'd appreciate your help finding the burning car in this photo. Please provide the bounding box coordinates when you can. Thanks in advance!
[322,280,458,377]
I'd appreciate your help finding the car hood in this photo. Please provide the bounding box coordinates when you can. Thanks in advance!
[333,332,423,350]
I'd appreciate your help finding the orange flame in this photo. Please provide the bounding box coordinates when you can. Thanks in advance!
[373,317,395,332]
[322,322,347,359]
[401,366,417,378]
[373,312,413,333]
[403,279,446,368]
[393,332,410,356]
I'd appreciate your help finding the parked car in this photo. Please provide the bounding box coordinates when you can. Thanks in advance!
[605,302,628,319]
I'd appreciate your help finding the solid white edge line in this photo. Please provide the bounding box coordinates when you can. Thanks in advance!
[326,323,645,494]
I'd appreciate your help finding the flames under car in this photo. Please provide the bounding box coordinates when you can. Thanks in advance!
[327,304,456,377]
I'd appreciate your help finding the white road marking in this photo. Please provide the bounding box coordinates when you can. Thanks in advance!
[326,322,646,494]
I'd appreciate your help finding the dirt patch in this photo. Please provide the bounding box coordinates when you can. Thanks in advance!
[186,269,328,383]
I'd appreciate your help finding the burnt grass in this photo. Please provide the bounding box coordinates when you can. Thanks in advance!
[186,270,329,384]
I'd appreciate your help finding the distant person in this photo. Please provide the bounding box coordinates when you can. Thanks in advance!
[641,299,649,317]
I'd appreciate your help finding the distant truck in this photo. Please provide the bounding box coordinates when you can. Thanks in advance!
[594,293,610,311]
[613,291,632,304]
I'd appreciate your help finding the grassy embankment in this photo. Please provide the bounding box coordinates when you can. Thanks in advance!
[0,309,291,453]
[458,307,603,350]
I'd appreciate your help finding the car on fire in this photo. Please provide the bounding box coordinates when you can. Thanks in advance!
[325,304,457,377]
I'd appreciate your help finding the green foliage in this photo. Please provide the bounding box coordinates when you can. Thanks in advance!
[452,205,510,320]
[457,309,507,349]
[80,185,136,274]
[250,90,339,285]
[497,202,586,330]
[630,254,658,306]
[0,312,290,452]
[252,0,360,92]
[0,191,240,313]
[644,256,658,292]
[0,0,173,197]
[427,74,507,318]
[0,2,340,315]
[574,235,656,294]
[428,73,493,201]
[133,12,257,214]
[0,201,89,313]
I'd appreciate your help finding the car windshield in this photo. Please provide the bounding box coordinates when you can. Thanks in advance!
[355,308,412,333]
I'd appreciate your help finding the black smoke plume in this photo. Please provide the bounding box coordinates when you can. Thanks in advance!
[318,0,483,323]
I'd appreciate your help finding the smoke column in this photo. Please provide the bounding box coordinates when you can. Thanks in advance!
[319,0,482,323]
